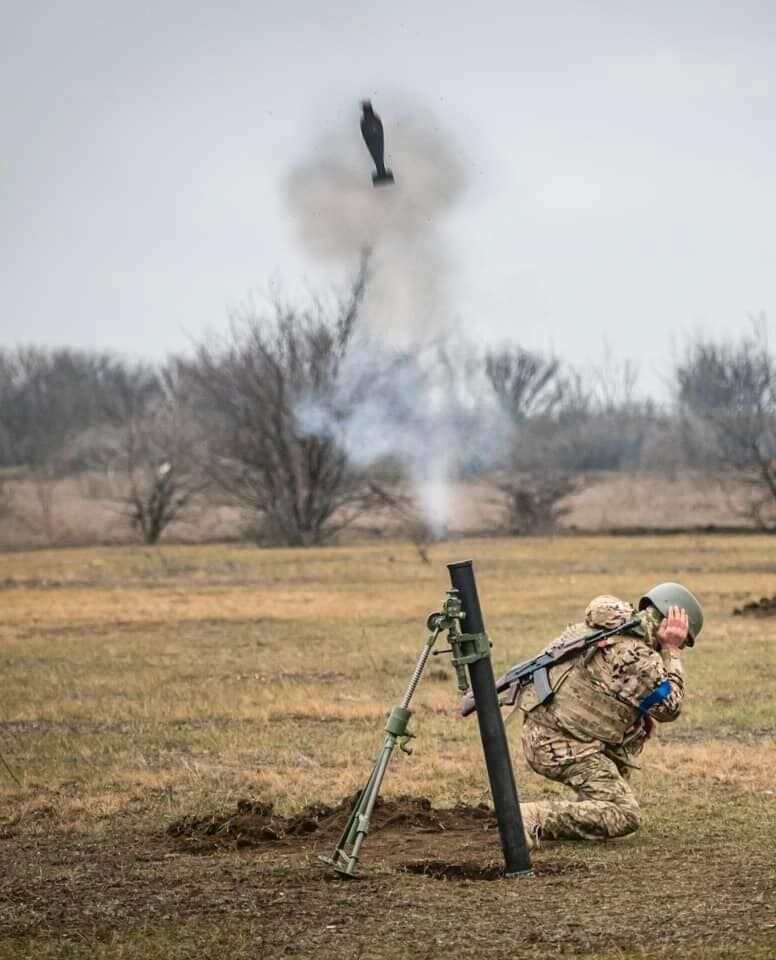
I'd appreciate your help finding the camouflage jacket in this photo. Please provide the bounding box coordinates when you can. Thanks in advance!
[520,598,684,771]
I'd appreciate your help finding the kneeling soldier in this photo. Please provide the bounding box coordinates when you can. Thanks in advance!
[517,583,703,847]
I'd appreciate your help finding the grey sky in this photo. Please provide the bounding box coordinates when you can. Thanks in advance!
[3,1,776,395]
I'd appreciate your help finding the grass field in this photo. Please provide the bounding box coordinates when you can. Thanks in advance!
[1,535,775,958]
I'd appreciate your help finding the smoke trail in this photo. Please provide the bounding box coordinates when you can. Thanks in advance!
[286,102,508,535]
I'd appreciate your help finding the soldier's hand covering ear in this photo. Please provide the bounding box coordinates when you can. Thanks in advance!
[656,605,689,649]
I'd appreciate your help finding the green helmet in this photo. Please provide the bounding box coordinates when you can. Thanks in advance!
[638,582,703,646]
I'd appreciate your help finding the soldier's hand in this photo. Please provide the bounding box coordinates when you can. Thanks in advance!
[656,605,689,649]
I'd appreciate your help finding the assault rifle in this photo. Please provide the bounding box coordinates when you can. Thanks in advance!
[461,617,642,718]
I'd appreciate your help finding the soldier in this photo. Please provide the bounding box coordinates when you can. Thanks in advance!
[516,583,703,848]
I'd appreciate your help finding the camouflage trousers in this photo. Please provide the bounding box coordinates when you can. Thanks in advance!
[521,752,641,841]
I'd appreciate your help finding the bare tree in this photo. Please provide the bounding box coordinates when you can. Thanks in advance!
[0,352,17,468]
[0,474,14,523]
[485,344,657,533]
[485,346,579,533]
[485,346,565,423]
[499,473,577,535]
[0,347,123,541]
[186,258,377,545]
[0,347,131,465]
[677,322,776,528]
[79,362,205,544]
[122,367,206,543]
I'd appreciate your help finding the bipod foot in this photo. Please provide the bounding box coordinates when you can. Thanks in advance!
[318,852,361,879]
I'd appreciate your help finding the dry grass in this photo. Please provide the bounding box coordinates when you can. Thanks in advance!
[2,535,775,821]
[1,535,775,958]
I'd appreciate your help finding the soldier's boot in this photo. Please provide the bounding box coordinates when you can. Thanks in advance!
[520,802,543,852]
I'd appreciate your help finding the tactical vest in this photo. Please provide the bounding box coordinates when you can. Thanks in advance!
[550,656,641,744]
[520,623,642,744]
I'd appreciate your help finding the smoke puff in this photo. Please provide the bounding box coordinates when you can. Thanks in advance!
[285,107,467,344]
[295,339,514,538]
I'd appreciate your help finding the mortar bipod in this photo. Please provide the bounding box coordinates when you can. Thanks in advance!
[319,591,465,878]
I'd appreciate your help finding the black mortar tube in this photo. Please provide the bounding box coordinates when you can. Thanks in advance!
[447,560,533,877]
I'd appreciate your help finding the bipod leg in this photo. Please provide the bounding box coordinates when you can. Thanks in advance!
[319,753,382,871]
[336,732,397,878]
[320,627,441,878]
[319,723,402,878]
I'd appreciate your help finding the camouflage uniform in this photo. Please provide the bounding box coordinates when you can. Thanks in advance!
[518,596,684,841]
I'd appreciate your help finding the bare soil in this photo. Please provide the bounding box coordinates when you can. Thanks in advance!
[167,794,494,852]
[732,595,776,616]
[3,795,775,958]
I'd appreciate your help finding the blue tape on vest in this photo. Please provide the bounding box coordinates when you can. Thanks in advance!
[639,679,672,713]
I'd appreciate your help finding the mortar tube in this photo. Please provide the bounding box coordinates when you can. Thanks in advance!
[447,560,533,877]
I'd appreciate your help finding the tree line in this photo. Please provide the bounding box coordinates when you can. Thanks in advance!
[1,271,774,544]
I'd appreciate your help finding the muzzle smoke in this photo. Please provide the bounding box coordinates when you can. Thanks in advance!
[295,340,511,538]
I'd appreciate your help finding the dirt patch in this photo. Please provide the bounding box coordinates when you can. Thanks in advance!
[401,857,591,880]
[733,595,776,616]
[3,793,776,956]
[165,794,606,894]
[167,795,494,851]
[401,858,506,880]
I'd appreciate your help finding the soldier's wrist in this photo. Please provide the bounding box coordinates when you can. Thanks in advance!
[660,645,682,659]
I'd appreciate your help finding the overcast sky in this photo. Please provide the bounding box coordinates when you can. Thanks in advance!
[3,1,776,395]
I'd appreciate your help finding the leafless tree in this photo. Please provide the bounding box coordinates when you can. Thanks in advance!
[0,475,13,523]
[485,346,565,423]
[499,473,577,535]
[80,362,205,544]
[0,347,126,540]
[485,344,657,533]
[484,346,579,533]
[185,258,379,545]
[0,352,17,468]
[0,347,130,464]
[677,322,776,528]
[122,368,206,544]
